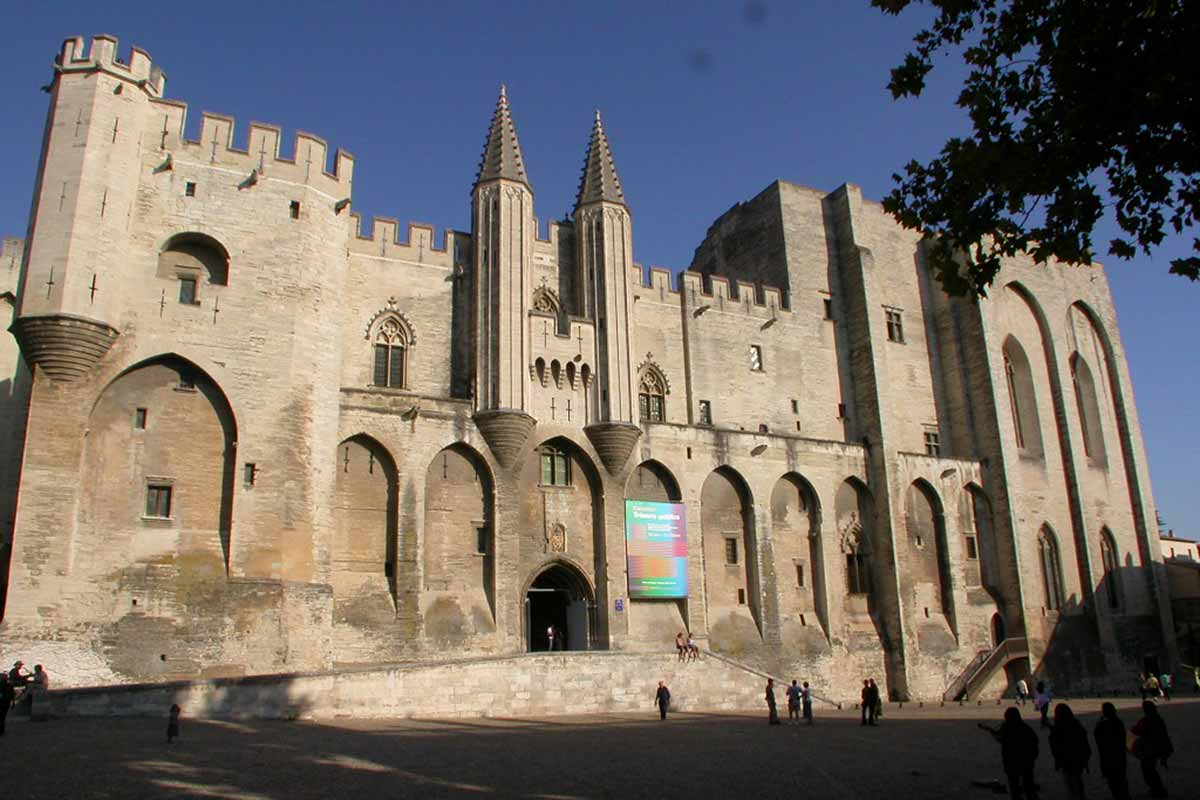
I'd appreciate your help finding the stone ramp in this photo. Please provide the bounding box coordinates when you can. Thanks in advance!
[42,651,785,720]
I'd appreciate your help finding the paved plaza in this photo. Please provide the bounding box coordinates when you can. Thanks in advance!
[1,697,1196,798]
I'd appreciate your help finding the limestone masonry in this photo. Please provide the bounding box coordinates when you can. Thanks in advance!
[0,35,1176,701]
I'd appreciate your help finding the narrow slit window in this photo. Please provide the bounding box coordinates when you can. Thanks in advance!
[724,538,739,565]
[885,308,904,342]
[134,408,147,429]
[289,200,301,219]
[749,344,763,371]
[184,181,196,197]
[823,297,834,320]
[698,400,712,426]
[243,463,257,487]
[795,562,805,588]
[476,525,489,555]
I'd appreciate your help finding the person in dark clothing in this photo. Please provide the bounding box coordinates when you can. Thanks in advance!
[1093,702,1131,800]
[801,681,813,725]
[654,681,670,720]
[166,703,181,743]
[869,678,883,721]
[1131,701,1173,798]
[860,679,871,726]
[981,707,1041,800]
[865,680,880,725]
[765,678,780,725]
[1048,703,1091,799]
[0,673,14,736]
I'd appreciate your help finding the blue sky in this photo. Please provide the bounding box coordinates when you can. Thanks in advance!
[2,2,1195,536]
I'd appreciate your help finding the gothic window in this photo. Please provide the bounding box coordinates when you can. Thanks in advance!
[638,368,667,422]
[539,446,570,487]
[843,526,871,595]
[532,287,560,315]
[372,317,409,388]
[1070,352,1105,461]
[1038,525,1065,611]
[1100,527,1121,610]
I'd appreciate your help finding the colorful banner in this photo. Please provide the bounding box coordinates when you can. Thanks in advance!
[625,500,688,598]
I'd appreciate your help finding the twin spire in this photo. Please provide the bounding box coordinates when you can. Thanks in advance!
[474,86,625,210]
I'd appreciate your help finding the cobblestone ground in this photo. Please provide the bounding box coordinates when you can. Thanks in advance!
[1,696,1196,799]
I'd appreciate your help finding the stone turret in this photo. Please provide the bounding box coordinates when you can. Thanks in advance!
[472,87,537,468]
[575,111,640,475]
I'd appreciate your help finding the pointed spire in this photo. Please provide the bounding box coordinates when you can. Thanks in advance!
[475,84,531,188]
[575,109,626,209]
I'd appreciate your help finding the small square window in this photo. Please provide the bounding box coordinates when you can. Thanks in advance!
[178,277,197,305]
[289,200,301,219]
[476,526,488,555]
[749,345,763,371]
[724,538,739,565]
[243,463,257,487]
[823,297,834,320]
[145,484,172,519]
[924,429,941,457]
[698,400,712,426]
[737,588,747,605]
[965,535,978,560]
[184,182,196,197]
[134,408,147,429]
[885,308,905,343]
[177,371,196,391]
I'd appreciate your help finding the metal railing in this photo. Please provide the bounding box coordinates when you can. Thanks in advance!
[944,637,1030,701]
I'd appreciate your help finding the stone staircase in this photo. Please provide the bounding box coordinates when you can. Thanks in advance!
[943,637,1029,701]
[41,650,827,720]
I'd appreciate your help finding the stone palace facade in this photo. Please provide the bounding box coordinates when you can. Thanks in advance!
[0,35,1176,697]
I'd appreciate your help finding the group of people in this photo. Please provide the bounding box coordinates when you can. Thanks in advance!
[859,678,883,725]
[768,678,813,725]
[1,661,50,735]
[1139,671,1174,701]
[673,632,700,662]
[1014,677,1055,728]
[983,700,1174,800]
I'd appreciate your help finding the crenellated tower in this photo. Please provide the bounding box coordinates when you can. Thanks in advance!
[575,111,641,474]
[13,36,166,380]
[471,87,538,468]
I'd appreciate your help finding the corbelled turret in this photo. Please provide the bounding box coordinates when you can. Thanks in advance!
[574,111,640,475]
[471,86,537,469]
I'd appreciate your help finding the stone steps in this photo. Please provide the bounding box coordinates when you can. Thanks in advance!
[43,650,795,720]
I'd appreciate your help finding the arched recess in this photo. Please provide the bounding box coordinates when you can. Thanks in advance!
[625,460,681,502]
[904,480,956,632]
[1038,524,1066,612]
[518,436,607,646]
[835,478,875,610]
[1069,352,1106,465]
[771,473,827,639]
[333,435,399,616]
[423,444,496,634]
[523,558,595,651]
[157,232,230,289]
[1001,335,1043,456]
[1099,526,1122,612]
[960,483,999,593]
[79,355,237,589]
[702,466,762,645]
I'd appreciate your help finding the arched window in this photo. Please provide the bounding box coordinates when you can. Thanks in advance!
[1038,525,1065,611]
[1070,352,1105,462]
[1002,337,1042,455]
[373,317,409,388]
[638,367,667,422]
[1100,527,1121,610]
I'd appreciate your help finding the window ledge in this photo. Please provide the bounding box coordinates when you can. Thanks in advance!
[538,484,575,492]
[140,516,174,525]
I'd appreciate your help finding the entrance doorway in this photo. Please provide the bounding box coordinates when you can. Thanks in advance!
[525,562,594,652]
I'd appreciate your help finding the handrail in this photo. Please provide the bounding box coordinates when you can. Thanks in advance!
[700,648,840,707]
[962,637,1028,699]
[943,649,991,702]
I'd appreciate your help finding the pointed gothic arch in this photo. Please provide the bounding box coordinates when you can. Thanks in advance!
[1038,524,1066,611]
[1099,526,1122,611]
[636,357,669,423]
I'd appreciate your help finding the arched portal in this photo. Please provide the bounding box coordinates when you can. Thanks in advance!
[524,560,595,652]
[333,435,399,613]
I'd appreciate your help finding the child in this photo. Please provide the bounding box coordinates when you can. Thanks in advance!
[167,704,181,743]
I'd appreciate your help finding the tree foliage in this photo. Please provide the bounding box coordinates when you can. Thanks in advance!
[873,0,1200,296]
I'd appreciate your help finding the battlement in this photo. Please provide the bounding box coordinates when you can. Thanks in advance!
[149,101,354,196]
[679,271,789,313]
[57,35,164,97]
[348,215,470,269]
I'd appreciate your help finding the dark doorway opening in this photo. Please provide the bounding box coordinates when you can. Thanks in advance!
[991,613,1006,647]
[525,562,594,652]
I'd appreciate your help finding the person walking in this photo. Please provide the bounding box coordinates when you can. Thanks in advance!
[1130,701,1173,798]
[1158,671,1172,701]
[1048,703,1091,800]
[765,678,780,725]
[1033,681,1052,728]
[1093,702,1131,800]
[786,679,801,723]
[0,673,14,737]
[860,679,871,726]
[801,681,813,726]
[654,681,671,721]
[981,706,1040,800]
[1145,673,1160,699]
[1016,677,1030,706]
[869,678,883,721]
